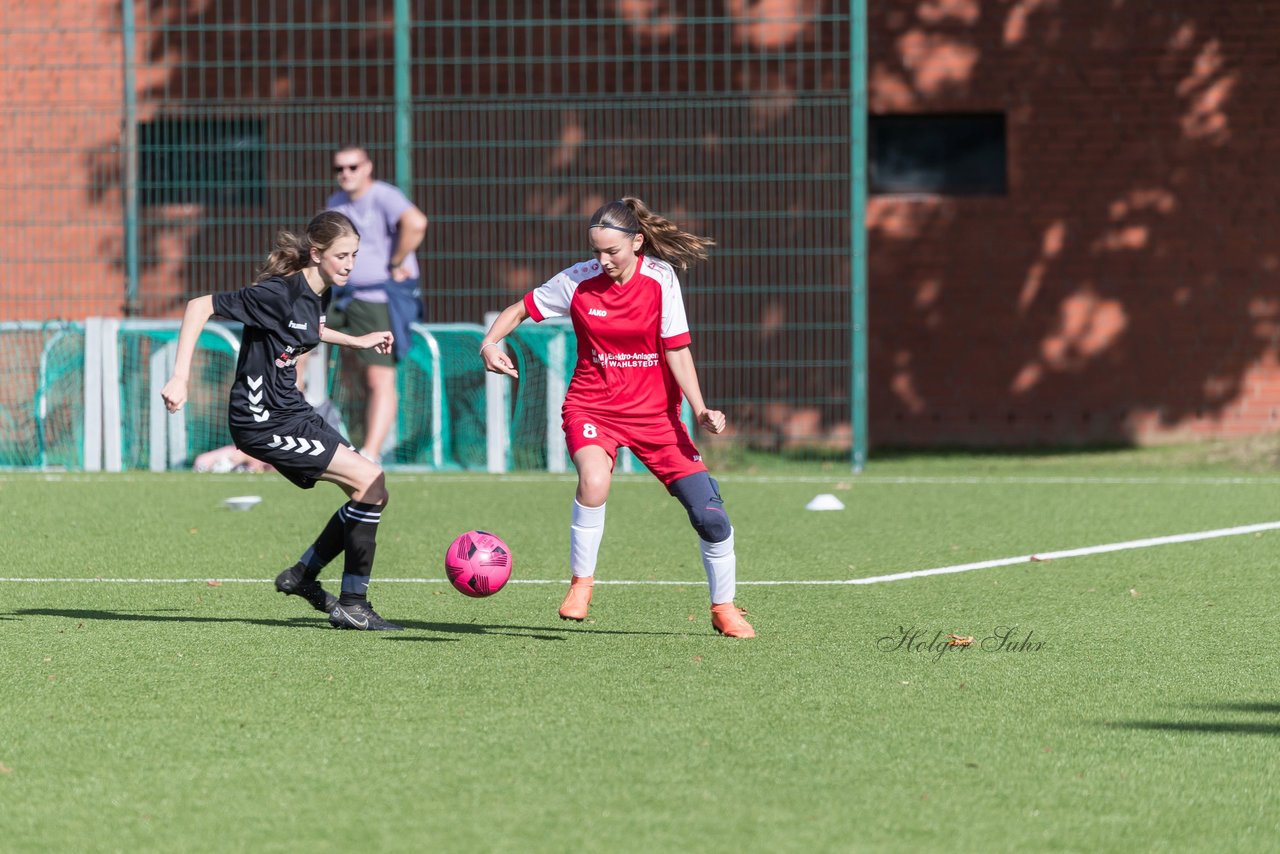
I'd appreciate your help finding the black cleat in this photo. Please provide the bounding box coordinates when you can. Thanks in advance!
[328,601,403,631]
[274,565,338,614]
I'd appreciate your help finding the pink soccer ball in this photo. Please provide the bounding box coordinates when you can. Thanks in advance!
[444,530,513,598]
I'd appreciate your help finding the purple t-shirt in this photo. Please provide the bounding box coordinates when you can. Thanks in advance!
[326,180,420,300]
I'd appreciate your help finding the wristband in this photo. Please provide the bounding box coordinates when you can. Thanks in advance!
[480,341,502,354]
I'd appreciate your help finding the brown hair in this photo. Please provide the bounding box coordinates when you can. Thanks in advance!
[255,211,359,281]
[589,197,715,271]
[334,142,368,159]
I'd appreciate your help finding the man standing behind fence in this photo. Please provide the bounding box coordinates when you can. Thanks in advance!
[326,143,429,463]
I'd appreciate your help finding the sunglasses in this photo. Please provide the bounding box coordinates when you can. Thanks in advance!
[333,163,365,173]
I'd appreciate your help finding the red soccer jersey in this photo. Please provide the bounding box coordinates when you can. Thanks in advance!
[523,255,692,419]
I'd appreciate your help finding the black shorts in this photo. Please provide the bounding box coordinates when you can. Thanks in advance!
[232,410,350,489]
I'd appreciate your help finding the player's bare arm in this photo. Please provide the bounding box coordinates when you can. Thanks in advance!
[663,345,726,434]
[479,299,528,379]
[161,294,216,413]
[322,326,394,354]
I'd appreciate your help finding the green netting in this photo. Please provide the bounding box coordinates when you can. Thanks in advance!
[507,320,574,471]
[400,324,489,469]
[0,322,85,469]
[323,321,595,471]
[116,324,239,470]
[40,332,85,469]
[0,317,687,473]
[326,323,491,470]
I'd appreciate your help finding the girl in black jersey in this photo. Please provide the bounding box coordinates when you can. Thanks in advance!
[161,211,402,630]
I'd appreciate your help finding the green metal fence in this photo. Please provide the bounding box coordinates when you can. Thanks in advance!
[4,2,865,468]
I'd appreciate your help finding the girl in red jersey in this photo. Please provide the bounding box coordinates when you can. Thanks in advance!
[480,198,754,638]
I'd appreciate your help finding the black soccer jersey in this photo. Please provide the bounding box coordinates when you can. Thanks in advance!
[212,273,329,432]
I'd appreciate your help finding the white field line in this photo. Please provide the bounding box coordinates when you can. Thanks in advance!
[3,520,1279,588]
[838,519,1280,585]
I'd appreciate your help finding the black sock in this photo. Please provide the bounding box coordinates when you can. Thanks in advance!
[298,507,346,582]
[338,501,382,605]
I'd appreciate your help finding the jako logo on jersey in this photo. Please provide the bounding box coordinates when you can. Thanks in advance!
[588,308,608,317]
[288,320,308,330]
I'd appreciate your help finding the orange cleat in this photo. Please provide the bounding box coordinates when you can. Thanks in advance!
[711,603,755,638]
[559,575,594,621]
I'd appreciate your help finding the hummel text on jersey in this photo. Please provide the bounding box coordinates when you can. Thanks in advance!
[588,308,607,317]
[288,320,308,330]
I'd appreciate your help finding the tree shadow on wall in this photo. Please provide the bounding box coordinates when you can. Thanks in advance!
[866,1,1280,447]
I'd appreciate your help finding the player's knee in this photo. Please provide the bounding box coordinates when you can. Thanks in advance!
[689,504,731,542]
[670,473,731,543]
[357,470,389,506]
[577,471,611,506]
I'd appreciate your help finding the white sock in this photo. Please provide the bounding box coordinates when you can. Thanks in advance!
[700,528,736,604]
[570,499,606,578]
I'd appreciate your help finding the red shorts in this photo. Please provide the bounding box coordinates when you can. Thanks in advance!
[563,409,707,486]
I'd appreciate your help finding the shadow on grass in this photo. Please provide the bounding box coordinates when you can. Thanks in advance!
[1111,704,1280,735]
[14,608,326,630]
[10,609,694,640]
[388,619,693,640]
[1109,721,1280,735]
[1199,702,1280,715]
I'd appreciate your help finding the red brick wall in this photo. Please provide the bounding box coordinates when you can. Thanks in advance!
[867,0,1280,444]
[6,0,126,320]
[6,2,1280,446]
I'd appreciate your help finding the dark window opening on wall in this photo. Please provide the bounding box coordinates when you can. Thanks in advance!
[869,113,1007,196]
[139,118,267,208]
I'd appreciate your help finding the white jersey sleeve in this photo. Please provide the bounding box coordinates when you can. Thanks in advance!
[526,261,598,321]
[647,258,690,342]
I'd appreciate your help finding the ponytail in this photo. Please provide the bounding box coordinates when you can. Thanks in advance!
[255,231,308,281]
[589,197,714,271]
[255,210,360,282]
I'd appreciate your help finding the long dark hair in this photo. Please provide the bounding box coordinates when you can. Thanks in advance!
[589,197,715,271]
[255,211,359,281]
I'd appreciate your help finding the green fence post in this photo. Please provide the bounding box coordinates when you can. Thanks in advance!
[121,0,140,316]
[851,0,869,473]
[394,0,413,195]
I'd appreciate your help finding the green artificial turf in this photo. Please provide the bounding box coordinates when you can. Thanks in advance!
[3,451,1280,851]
